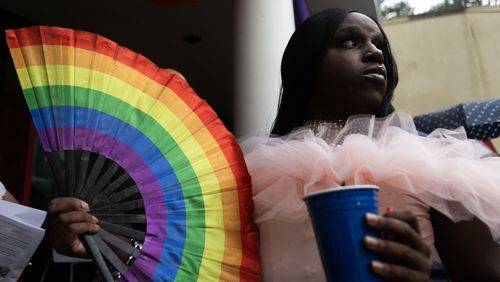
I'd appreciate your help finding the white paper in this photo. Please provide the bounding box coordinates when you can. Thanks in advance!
[0,200,46,281]
[0,199,46,228]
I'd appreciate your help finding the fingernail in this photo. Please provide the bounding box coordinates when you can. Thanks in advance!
[365,236,379,247]
[372,261,385,272]
[91,216,98,223]
[386,206,394,213]
[366,213,379,225]
[81,201,89,210]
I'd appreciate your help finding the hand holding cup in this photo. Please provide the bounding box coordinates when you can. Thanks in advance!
[364,210,431,281]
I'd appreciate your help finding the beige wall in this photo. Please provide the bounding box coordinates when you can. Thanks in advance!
[382,6,500,148]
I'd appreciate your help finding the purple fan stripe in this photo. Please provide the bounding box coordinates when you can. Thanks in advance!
[37,127,164,278]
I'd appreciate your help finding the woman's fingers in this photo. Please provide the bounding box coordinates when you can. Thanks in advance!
[366,213,431,258]
[371,261,430,282]
[385,210,420,235]
[48,197,89,214]
[46,197,99,257]
[364,236,430,272]
[51,228,88,257]
[58,211,98,225]
[67,221,101,235]
[365,211,431,281]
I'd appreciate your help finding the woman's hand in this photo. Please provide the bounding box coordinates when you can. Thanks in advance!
[3,190,19,203]
[364,210,431,281]
[46,198,100,257]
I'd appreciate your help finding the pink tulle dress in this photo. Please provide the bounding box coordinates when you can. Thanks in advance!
[241,112,500,282]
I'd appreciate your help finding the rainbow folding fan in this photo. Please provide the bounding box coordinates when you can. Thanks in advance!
[6,26,260,281]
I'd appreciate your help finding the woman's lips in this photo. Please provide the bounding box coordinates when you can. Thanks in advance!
[362,73,386,83]
[362,66,386,84]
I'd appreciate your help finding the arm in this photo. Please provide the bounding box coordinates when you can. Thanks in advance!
[431,208,500,281]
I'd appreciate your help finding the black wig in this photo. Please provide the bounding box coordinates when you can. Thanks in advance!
[271,8,399,135]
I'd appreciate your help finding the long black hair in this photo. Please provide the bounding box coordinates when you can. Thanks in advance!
[271,8,399,135]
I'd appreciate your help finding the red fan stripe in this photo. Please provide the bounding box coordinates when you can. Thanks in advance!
[205,124,261,280]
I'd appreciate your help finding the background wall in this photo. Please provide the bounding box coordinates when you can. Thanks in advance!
[383,6,500,147]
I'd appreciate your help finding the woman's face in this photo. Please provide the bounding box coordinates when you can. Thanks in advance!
[307,12,388,120]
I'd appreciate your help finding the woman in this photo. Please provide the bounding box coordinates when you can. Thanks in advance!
[243,8,500,282]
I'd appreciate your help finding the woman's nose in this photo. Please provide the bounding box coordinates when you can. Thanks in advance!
[362,44,384,64]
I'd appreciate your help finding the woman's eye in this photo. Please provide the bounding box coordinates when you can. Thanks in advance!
[342,39,357,48]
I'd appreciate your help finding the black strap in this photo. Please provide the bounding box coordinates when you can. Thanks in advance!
[92,185,139,209]
[75,151,91,197]
[45,152,66,196]
[94,234,128,274]
[90,174,132,208]
[65,150,76,197]
[97,229,139,258]
[99,220,145,241]
[79,155,106,200]
[100,172,131,199]
[82,234,114,282]
[92,213,146,224]
[86,162,120,202]
[91,199,144,214]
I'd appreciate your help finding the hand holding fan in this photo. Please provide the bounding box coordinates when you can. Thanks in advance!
[6,26,260,281]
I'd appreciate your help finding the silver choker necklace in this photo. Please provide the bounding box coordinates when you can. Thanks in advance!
[304,119,346,145]
[304,119,346,133]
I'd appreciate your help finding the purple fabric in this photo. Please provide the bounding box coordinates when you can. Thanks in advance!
[38,127,165,279]
[293,0,311,27]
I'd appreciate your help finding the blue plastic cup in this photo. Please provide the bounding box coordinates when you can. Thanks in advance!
[304,185,382,282]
